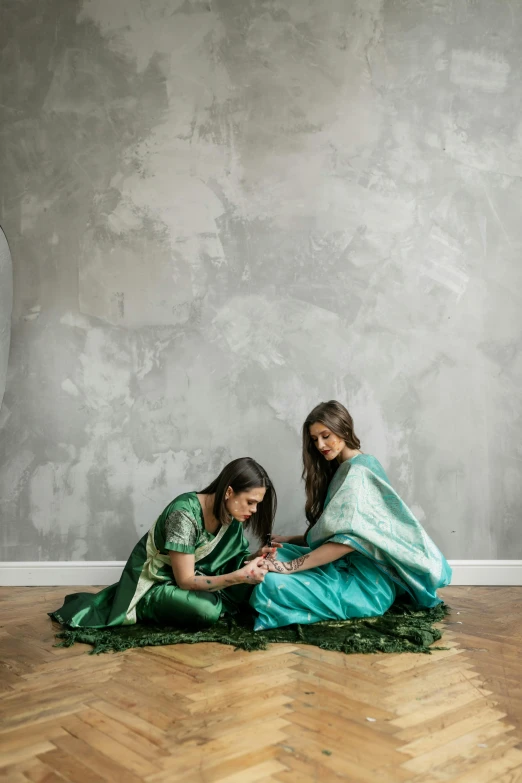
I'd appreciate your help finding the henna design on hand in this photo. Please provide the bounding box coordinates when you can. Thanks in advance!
[266,556,285,573]
[266,553,310,573]
[281,555,309,572]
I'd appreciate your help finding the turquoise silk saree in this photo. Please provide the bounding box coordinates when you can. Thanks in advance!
[50,493,252,629]
[251,454,451,630]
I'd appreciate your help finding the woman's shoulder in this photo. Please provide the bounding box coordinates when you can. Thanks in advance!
[352,453,380,466]
[351,454,389,481]
[162,492,202,520]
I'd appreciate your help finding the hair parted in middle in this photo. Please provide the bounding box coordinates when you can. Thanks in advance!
[302,400,361,528]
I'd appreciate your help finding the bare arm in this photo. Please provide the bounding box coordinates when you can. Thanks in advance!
[265,542,353,574]
[271,534,307,546]
[169,551,267,591]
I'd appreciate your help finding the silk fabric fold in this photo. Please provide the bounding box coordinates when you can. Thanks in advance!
[252,454,451,630]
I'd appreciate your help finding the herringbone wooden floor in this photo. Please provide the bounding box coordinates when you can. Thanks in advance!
[0,586,521,782]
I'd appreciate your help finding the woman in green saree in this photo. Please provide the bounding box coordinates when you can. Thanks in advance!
[50,458,277,629]
[251,401,451,630]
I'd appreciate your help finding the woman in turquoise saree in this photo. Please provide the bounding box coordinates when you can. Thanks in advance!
[251,401,451,630]
[50,458,277,629]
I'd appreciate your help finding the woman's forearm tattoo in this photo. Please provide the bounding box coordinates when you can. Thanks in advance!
[267,554,309,573]
[189,576,232,592]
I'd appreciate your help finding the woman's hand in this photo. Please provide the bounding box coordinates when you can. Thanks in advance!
[264,553,311,574]
[251,543,282,559]
[237,557,269,584]
[263,543,353,575]
[264,554,288,574]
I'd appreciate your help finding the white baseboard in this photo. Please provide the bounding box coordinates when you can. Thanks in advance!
[448,560,522,586]
[1,560,522,587]
[0,561,125,587]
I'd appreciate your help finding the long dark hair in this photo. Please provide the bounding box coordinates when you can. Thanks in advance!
[200,457,276,541]
[302,400,361,528]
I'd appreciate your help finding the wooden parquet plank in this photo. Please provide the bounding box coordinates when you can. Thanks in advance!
[92,683,180,730]
[0,637,56,679]
[0,685,89,731]
[133,648,204,682]
[108,666,193,717]
[165,746,284,783]
[185,681,291,717]
[142,640,237,669]
[390,680,493,729]
[290,667,388,709]
[196,652,300,685]
[0,721,67,755]
[150,722,290,780]
[78,706,168,762]
[377,644,463,674]
[293,657,385,698]
[401,718,515,773]
[11,759,67,783]
[399,705,509,756]
[185,668,294,703]
[287,704,403,760]
[169,694,292,744]
[1,585,521,783]
[441,586,522,737]
[287,688,400,730]
[86,698,169,745]
[282,721,414,783]
[428,731,521,778]
[272,747,350,783]
[60,714,160,777]
[51,729,146,783]
[205,643,298,673]
[2,771,32,783]
[35,748,107,783]
[291,645,396,681]
[213,759,288,783]
[413,747,522,783]
[273,769,321,783]
[495,766,522,783]
[385,659,480,697]
[0,741,57,769]
[394,696,507,744]
[385,652,477,686]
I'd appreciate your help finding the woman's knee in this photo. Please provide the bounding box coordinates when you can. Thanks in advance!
[185,591,222,626]
[137,584,222,627]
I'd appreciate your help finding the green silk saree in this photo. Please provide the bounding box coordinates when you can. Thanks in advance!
[49,493,252,629]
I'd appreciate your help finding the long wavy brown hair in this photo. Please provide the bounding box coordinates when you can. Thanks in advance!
[302,400,361,528]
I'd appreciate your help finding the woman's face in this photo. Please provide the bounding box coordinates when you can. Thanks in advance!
[225,486,267,521]
[309,421,345,461]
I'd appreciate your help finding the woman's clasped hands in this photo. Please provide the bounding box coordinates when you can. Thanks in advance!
[242,539,283,583]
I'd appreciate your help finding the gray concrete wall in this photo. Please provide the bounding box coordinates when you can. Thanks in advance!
[1,0,521,562]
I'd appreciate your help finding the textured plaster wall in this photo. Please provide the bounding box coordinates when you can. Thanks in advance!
[1,0,521,562]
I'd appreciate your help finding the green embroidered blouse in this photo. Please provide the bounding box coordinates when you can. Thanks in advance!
[161,493,217,554]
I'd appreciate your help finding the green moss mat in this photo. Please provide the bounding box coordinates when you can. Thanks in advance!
[54,601,450,656]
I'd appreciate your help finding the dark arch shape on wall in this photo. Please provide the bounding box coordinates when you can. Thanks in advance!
[0,225,13,414]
